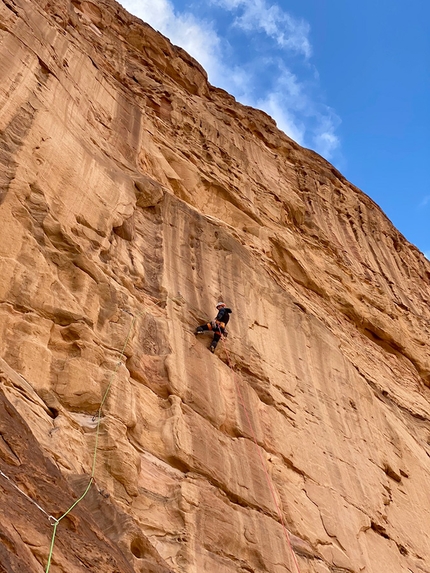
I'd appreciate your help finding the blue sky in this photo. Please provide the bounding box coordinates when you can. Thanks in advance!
[119,0,429,258]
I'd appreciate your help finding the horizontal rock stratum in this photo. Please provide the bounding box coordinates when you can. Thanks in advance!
[0,0,430,572]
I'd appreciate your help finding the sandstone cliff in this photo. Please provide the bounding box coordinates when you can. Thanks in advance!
[1,0,430,572]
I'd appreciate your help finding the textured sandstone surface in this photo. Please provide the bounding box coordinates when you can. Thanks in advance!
[1,0,430,572]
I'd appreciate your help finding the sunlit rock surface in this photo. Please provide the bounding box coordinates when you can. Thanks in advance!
[1,0,430,571]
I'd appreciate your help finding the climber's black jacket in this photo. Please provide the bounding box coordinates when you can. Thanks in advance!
[215,307,232,326]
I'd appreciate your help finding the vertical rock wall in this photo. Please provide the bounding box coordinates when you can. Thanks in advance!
[0,0,429,572]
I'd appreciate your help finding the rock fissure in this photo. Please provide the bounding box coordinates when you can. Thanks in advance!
[351,362,430,423]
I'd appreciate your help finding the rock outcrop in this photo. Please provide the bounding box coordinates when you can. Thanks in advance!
[0,0,429,572]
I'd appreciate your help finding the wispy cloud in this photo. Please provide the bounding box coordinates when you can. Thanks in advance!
[420,195,430,207]
[257,90,306,146]
[119,0,340,160]
[424,251,430,260]
[213,0,312,57]
[312,112,341,160]
[249,66,340,157]
[119,0,223,78]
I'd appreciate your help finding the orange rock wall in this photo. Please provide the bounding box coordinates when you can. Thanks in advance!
[0,0,430,572]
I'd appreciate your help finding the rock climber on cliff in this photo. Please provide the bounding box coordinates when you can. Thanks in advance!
[195,302,232,353]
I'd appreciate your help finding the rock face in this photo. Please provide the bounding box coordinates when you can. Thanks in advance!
[0,0,430,571]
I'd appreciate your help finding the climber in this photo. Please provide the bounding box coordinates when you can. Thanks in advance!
[195,302,232,353]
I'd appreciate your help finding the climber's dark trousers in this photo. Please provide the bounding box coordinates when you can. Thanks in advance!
[196,323,225,348]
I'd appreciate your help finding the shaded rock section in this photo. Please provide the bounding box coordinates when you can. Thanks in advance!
[0,362,172,572]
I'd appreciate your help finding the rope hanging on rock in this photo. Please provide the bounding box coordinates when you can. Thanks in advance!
[45,313,136,573]
[0,469,56,523]
[220,336,302,573]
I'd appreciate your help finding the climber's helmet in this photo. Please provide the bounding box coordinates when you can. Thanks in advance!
[216,302,226,309]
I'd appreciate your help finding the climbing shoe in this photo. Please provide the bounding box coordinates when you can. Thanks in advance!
[209,344,216,353]
[195,327,204,334]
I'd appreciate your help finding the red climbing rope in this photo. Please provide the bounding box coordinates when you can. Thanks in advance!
[220,337,302,573]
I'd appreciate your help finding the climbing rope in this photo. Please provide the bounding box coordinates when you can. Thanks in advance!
[220,336,302,573]
[45,313,136,573]
[2,138,139,568]
[0,469,56,522]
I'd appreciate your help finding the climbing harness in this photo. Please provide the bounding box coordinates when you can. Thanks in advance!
[220,335,302,573]
[206,320,226,331]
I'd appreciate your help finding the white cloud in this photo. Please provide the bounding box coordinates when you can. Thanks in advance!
[119,0,340,159]
[424,251,430,260]
[253,69,306,144]
[123,0,171,29]
[259,92,306,145]
[212,0,311,57]
[250,67,340,158]
[119,0,223,82]
[312,113,341,159]
[420,195,430,207]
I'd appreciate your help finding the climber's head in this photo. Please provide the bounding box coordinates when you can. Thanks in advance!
[216,302,226,309]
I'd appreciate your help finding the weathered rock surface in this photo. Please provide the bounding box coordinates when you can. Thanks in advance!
[0,0,430,572]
